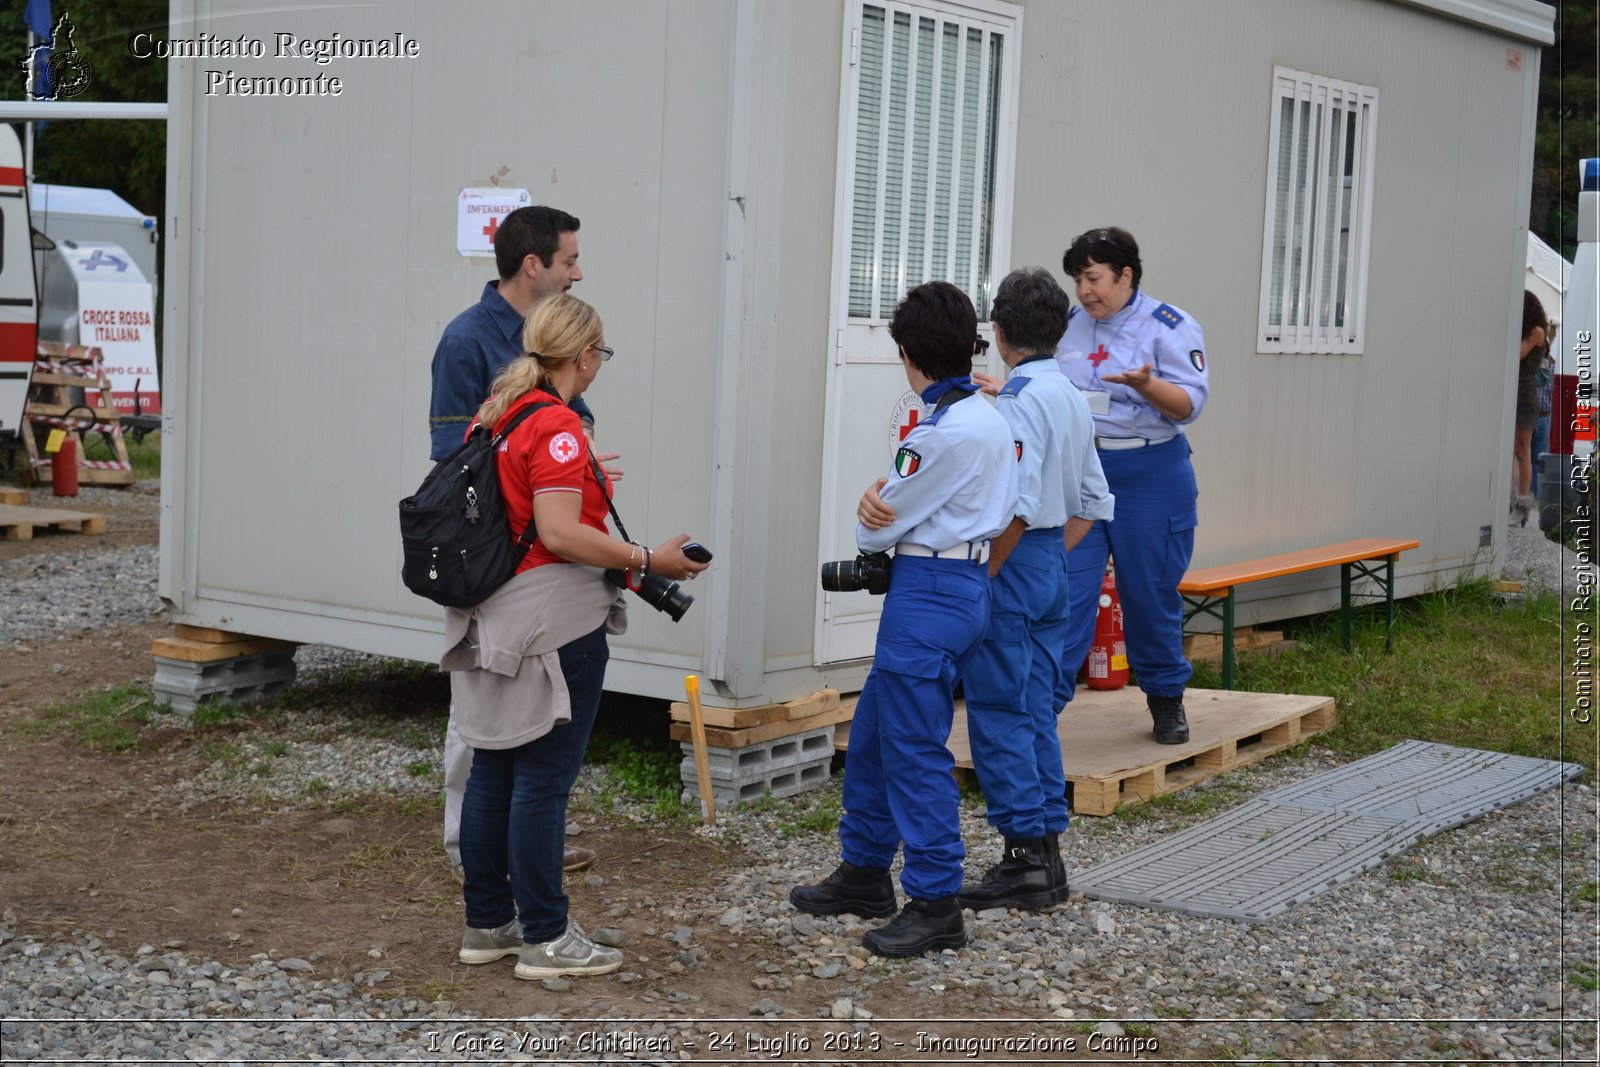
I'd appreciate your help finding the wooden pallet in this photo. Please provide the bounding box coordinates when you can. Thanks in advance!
[0,503,107,541]
[152,624,299,663]
[0,487,25,505]
[668,687,841,730]
[834,686,1335,817]
[1184,627,1299,666]
[669,694,858,749]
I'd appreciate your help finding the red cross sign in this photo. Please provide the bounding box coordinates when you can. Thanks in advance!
[483,216,500,243]
[1087,343,1111,368]
[898,407,920,441]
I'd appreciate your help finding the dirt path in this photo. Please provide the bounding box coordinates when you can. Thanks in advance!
[0,483,889,1024]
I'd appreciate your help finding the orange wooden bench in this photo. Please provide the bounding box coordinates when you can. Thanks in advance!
[1178,537,1420,688]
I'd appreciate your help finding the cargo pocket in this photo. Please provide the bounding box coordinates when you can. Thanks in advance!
[1166,509,1198,583]
[873,640,947,681]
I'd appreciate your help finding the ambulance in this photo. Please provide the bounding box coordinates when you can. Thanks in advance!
[0,123,38,439]
[1542,158,1599,533]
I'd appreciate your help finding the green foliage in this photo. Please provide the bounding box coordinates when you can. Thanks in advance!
[587,732,683,812]
[1531,1,1598,258]
[1576,881,1599,904]
[0,1,168,216]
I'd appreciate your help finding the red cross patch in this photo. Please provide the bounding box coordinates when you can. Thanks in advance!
[549,431,580,463]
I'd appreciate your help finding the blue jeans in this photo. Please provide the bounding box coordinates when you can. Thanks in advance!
[458,623,608,943]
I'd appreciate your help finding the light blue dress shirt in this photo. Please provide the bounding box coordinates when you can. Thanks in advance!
[1053,290,1209,441]
[996,355,1114,529]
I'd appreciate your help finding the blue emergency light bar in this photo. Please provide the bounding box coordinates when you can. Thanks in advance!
[1584,158,1599,192]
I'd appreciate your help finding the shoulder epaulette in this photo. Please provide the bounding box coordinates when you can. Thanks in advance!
[998,376,1031,398]
[1152,303,1184,329]
[1067,306,1081,321]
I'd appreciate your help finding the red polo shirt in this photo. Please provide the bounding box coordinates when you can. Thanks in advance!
[483,389,612,573]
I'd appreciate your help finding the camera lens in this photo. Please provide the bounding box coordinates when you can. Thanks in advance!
[820,559,860,593]
[635,573,694,622]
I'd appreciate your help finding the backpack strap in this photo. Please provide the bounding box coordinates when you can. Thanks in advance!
[489,401,554,549]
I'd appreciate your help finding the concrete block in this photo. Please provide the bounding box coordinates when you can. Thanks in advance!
[680,752,835,814]
[152,650,297,716]
[678,725,835,784]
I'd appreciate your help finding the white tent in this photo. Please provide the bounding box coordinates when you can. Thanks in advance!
[1527,231,1571,331]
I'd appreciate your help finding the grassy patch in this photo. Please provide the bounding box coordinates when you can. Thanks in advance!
[1193,580,1583,777]
[1570,964,1598,992]
[189,701,258,727]
[1575,881,1599,905]
[587,733,685,815]
[20,685,158,752]
[123,434,162,480]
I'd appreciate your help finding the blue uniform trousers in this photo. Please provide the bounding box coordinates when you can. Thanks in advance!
[963,527,1071,838]
[1056,435,1197,709]
[840,554,990,901]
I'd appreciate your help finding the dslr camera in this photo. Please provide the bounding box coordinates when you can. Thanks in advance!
[605,568,694,623]
[819,551,891,596]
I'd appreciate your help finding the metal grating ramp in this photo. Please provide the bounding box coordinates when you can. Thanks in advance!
[1071,741,1584,922]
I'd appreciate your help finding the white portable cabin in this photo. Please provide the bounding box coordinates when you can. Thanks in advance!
[161,0,1554,707]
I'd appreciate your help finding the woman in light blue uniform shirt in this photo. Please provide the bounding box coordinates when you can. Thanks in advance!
[1053,227,1209,744]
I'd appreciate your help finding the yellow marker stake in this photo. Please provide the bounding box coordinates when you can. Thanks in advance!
[684,674,717,825]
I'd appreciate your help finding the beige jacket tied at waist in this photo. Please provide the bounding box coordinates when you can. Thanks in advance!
[441,564,628,750]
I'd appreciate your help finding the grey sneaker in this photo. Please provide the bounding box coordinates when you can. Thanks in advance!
[513,922,623,980]
[458,917,522,964]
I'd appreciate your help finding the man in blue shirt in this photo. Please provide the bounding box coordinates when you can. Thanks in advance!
[960,268,1113,911]
[428,205,606,877]
[429,206,591,459]
[790,281,1017,958]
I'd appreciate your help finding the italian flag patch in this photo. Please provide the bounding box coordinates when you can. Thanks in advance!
[1189,349,1206,372]
[894,447,921,477]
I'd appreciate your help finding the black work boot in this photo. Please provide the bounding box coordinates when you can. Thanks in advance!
[789,861,897,918]
[954,838,1057,912]
[862,896,966,958]
[1042,831,1069,903]
[1148,693,1190,745]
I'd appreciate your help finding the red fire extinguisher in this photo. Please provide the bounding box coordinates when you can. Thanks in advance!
[51,435,79,497]
[1084,561,1128,690]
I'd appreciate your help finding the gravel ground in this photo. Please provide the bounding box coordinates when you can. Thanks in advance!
[1,527,1595,1063]
[1502,510,1594,598]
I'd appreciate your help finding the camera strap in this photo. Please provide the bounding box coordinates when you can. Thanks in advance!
[587,450,633,544]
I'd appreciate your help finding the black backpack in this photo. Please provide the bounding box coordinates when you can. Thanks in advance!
[399,402,552,608]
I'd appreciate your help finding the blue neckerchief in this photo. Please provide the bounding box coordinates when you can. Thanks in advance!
[920,375,973,406]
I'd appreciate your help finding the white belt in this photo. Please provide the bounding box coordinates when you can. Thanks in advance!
[896,540,990,564]
[1095,432,1179,451]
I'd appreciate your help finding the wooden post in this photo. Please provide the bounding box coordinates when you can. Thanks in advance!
[684,675,716,825]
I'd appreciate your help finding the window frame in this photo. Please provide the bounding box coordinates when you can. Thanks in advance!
[843,0,1019,324]
[1256,65,1380,355]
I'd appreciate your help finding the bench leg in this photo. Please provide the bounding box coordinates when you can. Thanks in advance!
[1340,562,1352,652]
[1384,554,1397,652]
[1221,589,1236,690]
